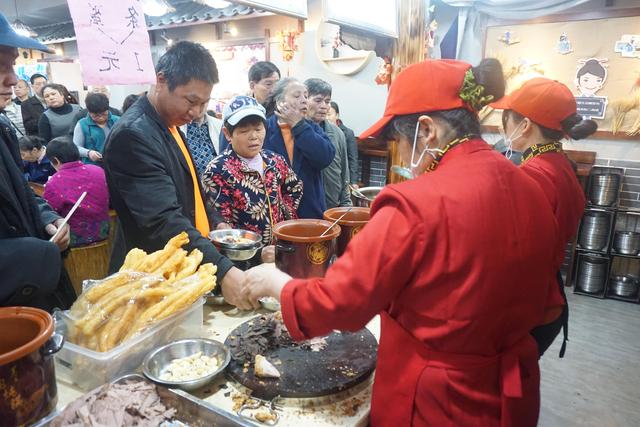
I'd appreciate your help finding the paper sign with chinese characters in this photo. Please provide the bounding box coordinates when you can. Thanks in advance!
[67,0,156,85]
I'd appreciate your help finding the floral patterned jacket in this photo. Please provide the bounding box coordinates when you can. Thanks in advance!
[202,148,303,245]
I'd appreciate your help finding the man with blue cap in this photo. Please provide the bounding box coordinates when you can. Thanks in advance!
[0,12,76,311]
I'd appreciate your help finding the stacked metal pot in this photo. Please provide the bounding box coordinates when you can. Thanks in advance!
[576,256,609,294]
[588,173,621,207]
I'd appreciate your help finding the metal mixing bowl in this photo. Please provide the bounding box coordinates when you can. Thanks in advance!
[208,229,263,261]
[351,186,383,207]
[143,338,230,391]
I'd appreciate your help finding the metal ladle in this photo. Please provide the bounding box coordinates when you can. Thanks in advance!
[320,206,353,237]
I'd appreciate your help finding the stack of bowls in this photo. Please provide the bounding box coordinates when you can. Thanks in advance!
[578,212,610,251]
[612,231,640,255]
[589,174,621,206]
[608,275,639,298]
[577,256,608,294]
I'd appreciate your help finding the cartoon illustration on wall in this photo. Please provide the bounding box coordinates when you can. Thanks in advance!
[574,58,608,119]
[614,35,640,58]
[557,33,573,55]
[498,30,520,46]
[575,58,608,96]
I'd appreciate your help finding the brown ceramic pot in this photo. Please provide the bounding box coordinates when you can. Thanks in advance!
[273,219,341,278]
[323,207,371,256]
[0,307,63,426]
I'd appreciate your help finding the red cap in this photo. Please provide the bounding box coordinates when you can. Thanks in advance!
[490,77,576,131]
[360,60,473,139]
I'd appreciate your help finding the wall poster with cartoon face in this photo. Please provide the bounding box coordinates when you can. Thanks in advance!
[483,14,640,135]
[574,58,608,120]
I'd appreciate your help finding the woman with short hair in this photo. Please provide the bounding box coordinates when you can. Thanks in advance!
[72,92,120,165]
[38,83,82,143]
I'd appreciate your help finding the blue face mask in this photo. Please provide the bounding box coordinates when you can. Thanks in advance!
[391,122,443,179]
[493,138,523,165]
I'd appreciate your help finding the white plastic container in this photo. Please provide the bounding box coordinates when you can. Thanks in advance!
[54,297,205,391]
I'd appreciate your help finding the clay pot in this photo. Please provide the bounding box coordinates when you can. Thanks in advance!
[273,219,341,278]
[323,207,371,256]
[0,307,63,426]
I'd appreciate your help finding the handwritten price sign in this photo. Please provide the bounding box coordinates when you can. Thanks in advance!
[67,0,156,85]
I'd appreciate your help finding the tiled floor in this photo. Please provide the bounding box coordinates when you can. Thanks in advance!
[538,291,640,427]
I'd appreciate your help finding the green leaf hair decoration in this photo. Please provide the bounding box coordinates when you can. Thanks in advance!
[459,69,494,111]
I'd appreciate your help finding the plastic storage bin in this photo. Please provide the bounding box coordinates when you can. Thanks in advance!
[54,297,204,391]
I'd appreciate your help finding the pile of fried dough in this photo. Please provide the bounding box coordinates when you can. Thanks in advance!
[68,232,216,352]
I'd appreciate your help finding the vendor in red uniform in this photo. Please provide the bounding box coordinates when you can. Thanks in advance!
[245,59,560,427]
[492,78,595,357]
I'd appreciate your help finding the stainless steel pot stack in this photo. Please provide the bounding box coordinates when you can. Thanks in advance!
[589,174,621,206]
[577,256,608,294]
[578,212,611,251]
[612,231,640,255]
[608,275,639,298]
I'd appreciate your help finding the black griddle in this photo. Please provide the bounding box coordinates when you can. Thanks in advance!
[224,320,378,400]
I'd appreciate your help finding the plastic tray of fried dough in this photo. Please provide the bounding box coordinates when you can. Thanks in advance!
[54,232,218,391]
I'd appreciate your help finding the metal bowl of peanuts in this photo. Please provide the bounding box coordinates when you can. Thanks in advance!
[143,338,230,391]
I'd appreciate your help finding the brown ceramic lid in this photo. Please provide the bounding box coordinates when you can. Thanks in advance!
[0,307,53,366]
[273,219,341,242]
[323,207,371,226]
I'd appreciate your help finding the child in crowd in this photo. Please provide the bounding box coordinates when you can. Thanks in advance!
[19,136,55,184]
[43,136,110,247]
[202,95,303,246]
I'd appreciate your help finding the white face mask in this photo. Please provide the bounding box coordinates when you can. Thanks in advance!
[500,119,527,160]
[392,122,443,179]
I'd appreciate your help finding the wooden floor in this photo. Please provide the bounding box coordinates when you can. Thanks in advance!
[538,292,640,427]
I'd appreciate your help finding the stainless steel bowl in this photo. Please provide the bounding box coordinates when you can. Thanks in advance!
[613,231,640,255]
[351,186,383,207]
[259,296,281,311]
[143,338,230,391]
[609,275,639,298]
[208,229,263,261]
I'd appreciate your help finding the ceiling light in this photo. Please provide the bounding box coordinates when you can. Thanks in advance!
[197,0,231,8]
[141,0,175,17]
[11,1,37,37]
[11,19,37,37]
[223,22,238,37]
[160,31,174,46]
[54,47,64,56]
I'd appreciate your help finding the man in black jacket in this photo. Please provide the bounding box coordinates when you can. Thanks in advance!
[104,41,252,309]
[0,13,75,311]
[21,72,47,135]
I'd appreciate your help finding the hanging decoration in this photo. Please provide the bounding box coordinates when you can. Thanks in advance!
[375,57,393,86]
[498,30,520,46]
[574,58,609,120]
[556,33,573,55]
[614,35,640,58]
[277,30,299,62]
[425,19,438,59]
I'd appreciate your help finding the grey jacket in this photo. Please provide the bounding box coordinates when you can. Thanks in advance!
[321,121,351,209]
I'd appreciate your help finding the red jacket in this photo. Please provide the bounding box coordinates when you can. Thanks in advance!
[521,152,585,269]
[281,139,558,426]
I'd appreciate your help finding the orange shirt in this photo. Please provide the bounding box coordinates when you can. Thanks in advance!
[279,123,295,164]
[169,126,210,236]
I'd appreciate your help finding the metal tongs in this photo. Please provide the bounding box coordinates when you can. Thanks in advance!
[237,395,282,425]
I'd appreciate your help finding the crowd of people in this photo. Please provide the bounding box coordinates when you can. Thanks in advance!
[2,48,359,259]
[0,11,597,426]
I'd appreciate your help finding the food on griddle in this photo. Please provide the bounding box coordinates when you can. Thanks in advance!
[228,313,290,364]
[67,232,217,352]
[255,411,278,423]
[159,352,219,382]
[51,380,176,427]
[254,354,281,378]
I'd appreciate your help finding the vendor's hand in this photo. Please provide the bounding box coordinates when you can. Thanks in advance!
[88,150,103,162]
[45,218,70,251]
[216,222,232,230]
[275,101,304,128]
[221,267,256,311]
[261,245,275,263]
[244,263,291,306]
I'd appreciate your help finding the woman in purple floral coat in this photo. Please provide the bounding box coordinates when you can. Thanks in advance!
[202,96,302,246]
